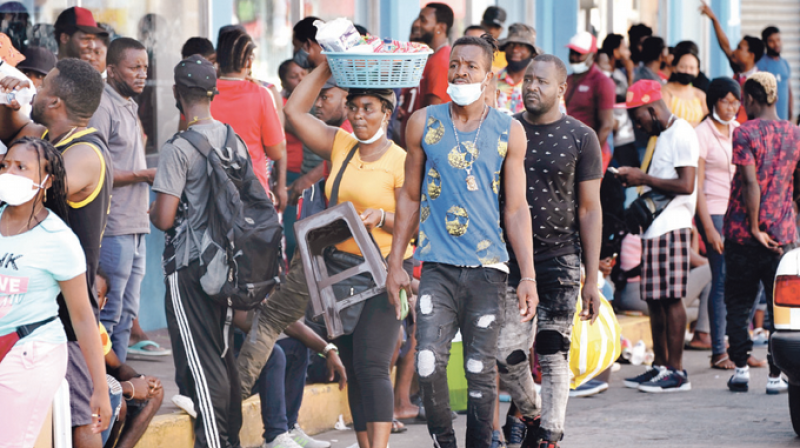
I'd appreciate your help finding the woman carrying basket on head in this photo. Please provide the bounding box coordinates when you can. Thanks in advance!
[236,56,415,448]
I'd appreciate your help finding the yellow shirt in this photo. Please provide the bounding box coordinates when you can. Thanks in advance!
[99,323,112,356]
[492,51,507,72]
[669,96,705,127]
[325,129,414,260]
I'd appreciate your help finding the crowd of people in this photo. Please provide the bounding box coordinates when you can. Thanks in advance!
[0,2,798,448]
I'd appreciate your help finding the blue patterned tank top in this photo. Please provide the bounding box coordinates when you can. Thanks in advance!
[416,104,512,266]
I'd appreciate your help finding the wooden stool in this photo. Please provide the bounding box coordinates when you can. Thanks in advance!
[294,202,387,339]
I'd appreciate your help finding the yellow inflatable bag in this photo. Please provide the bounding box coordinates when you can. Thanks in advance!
[569,293,621,389]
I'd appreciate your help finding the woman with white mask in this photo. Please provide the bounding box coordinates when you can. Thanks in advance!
[279,59,416,448]
[0,137,111,447]
[694,78,744,367]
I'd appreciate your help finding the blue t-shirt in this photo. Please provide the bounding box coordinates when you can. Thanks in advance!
[416,104,512,266]
[0,206,86,346]
[757,56,792,120]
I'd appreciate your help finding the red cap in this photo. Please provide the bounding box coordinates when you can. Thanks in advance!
[566,31,597,55]
[54,7,107,36]
[626,80,662,109]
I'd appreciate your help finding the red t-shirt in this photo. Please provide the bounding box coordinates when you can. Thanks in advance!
[282,96,304,174]
[415,45,451,110]
[211,79,285,191]
[565,64,616,170]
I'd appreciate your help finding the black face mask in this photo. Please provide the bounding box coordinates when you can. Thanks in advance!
[766,47,780,58]
[175,99,184,116]
[649,108,664,136]
[669,72,696,86]
[506,57,533,73]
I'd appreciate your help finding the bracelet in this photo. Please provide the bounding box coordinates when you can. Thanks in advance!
[377,208,386,228]
[520,277,537,284]
[322,342,339,356]
[124,381,134,400]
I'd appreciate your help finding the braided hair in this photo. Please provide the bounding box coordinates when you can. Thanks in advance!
[6,137,70,227]
[217,29,256,75]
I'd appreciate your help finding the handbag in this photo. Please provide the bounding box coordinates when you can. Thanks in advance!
[0,316,56,364]
[301,143,388,337]
[623,136,674,234]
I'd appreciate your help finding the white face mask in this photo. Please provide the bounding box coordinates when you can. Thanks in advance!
[0,173,48,206]
[353,125,385,144]
[713,107,734,126]
[570,61,592,74]
[447,75,488,106]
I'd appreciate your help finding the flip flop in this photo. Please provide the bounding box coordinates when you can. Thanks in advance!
[686,340,712,350]
[391,420,407,434]
[128,340,172,357]
[711,354,735,370]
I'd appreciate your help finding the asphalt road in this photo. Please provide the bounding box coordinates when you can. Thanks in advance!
[311,346,800,448]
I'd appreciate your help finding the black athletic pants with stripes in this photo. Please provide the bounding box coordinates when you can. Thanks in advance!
[166,261,242,448]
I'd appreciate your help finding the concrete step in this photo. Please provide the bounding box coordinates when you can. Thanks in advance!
[617,313,652,348]
[135,383,352,448]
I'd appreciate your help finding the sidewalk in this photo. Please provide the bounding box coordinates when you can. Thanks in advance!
[126,314,654,447]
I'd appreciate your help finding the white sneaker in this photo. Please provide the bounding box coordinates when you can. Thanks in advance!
[263,432,303,448]
[290,424,331,448]
[767,376,789,395]
[727,366,750,392]
[172,394,197,418]
[752,328,770,346]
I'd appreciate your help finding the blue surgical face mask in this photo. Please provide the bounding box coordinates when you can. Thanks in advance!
[713,107,734,126]
[447,74,488,106]
[293,48,312,69]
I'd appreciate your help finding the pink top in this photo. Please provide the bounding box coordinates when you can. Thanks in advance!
[696,118,738,215]
[620,234,642,283]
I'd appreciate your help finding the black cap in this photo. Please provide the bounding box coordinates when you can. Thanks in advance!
[482,6,506,28]
[174,55,218,95]
[322,76,347,92]
[54,7,108,36]
[17,46,57,76]
[347,88,396,111]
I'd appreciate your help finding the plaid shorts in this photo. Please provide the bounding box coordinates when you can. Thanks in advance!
[640,228,691,301]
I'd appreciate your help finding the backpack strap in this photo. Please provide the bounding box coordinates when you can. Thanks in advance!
[179,127,215,158]
[328,143,359,206]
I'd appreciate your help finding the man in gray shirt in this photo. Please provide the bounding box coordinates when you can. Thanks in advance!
[89,37,154,362]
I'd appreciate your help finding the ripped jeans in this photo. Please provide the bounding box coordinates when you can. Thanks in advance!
[415,263,507,448]
[497,254,580,443]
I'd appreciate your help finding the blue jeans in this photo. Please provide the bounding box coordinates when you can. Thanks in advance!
[283,170,302,260]
[698,215,727,356]
[99,234,146,362]
[258,337,310,442]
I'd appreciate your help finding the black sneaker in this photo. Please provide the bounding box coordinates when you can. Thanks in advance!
[638,368,691,393]
[519,415,541,448]
[623,365,665,389]
[503,415,526,448]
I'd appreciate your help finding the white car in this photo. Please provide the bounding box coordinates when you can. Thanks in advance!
[771,247,800,435]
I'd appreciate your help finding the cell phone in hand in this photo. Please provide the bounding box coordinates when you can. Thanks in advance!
[608,167,619,174]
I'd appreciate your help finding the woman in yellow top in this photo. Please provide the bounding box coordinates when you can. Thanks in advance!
[284,58,413,448]
[661,49,708,127]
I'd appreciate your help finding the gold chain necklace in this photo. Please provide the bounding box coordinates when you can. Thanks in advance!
[449,104,487,191]
[2,212,30,236]
[187,116,213,126]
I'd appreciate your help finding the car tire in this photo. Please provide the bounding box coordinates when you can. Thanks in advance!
[790,384,800,436]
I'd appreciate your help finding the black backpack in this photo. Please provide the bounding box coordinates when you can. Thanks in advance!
[179,125,282,310]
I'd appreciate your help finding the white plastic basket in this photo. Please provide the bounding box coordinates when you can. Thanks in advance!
[324,51,432,88]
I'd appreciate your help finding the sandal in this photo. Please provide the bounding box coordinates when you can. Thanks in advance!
[128,340,172,357]
[686,340,712,350]
[391,420,407,434]
[711,354,735,370]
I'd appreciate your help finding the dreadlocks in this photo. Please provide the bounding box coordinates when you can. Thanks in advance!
[6,137,70,227]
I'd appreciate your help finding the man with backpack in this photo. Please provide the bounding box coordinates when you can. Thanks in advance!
[150,55,282,448]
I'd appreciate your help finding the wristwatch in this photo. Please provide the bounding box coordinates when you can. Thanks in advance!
[322,343,338,356]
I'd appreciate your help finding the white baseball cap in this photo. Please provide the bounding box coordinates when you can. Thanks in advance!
[566,31,597,55]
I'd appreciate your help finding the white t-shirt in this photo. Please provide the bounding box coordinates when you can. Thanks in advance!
[0,206,86,346]
[642,118,700,239]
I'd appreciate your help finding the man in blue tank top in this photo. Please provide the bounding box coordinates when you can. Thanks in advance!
[388,35,537,448]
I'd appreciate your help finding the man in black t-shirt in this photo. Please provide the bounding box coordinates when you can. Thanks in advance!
[498,55,603,448]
